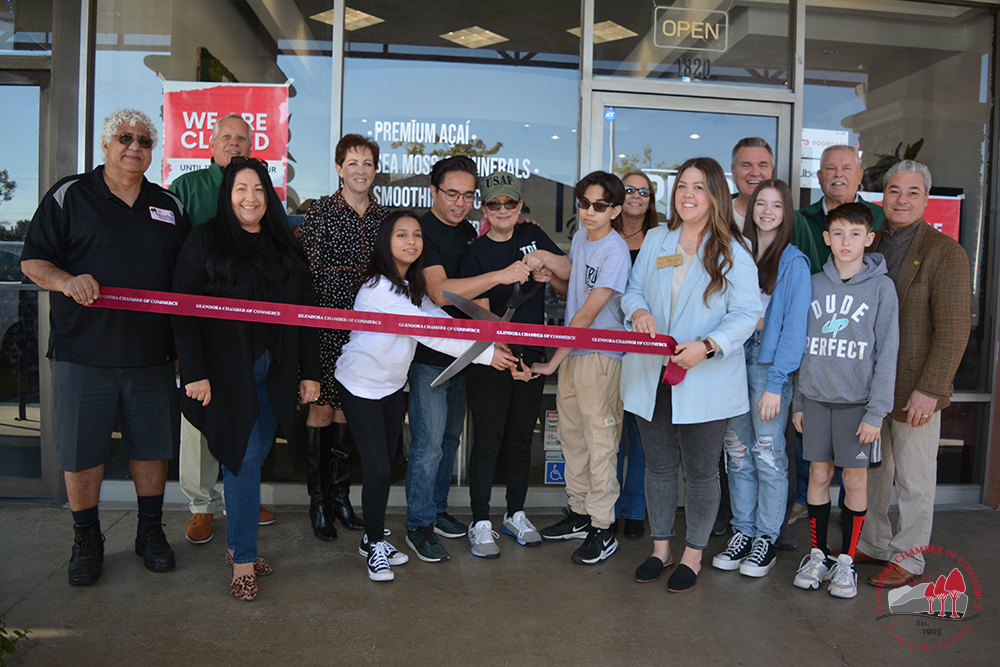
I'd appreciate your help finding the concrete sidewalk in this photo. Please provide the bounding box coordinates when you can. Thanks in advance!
[1,502,997,666]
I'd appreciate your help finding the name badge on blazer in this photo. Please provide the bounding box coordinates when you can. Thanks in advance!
[656,254,682,269]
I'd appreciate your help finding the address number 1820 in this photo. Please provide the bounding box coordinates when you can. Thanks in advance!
[676,58,711,80]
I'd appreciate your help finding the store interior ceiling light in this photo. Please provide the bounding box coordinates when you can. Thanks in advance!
[567,21,638,44]
[440,26,508,49]
[310,8,385,31]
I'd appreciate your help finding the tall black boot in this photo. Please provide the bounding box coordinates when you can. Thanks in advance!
[306,425,338,541]
[328,422,364,531]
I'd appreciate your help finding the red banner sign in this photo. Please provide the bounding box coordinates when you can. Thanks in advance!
[161,82,289,200]
[90,287,676,357]
[862,191,963,241]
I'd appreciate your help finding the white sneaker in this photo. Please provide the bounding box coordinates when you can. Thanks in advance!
[359,533,408,566]
[366,541,394,582]
[501,511,541,547]
[793,548,833,590]
[827,553,858,599]
[467,520,500,559]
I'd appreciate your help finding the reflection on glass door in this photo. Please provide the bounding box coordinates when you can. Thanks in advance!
[601,105,778,218]
[0,84,41,485]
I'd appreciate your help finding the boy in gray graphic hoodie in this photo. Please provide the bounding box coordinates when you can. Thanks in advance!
[790,202,899,600]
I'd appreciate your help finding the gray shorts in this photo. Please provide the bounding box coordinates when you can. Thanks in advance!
[801,398,874,468]
[51,360,179,472]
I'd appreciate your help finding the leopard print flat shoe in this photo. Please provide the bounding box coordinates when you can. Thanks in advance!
[224,552,273,576]
[229,571,258,601]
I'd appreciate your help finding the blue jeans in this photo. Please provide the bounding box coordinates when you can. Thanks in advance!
[723,332,790,542]
[615,412,646,521]
[405,362,466,531]
[794,433,808,505]
[223,352,278,565]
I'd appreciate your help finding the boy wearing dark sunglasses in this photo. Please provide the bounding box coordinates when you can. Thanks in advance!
[531,171,630,566]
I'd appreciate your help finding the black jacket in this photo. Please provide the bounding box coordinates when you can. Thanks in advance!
[171,224,320,474]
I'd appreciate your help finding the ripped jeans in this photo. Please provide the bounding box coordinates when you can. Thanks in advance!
[723,331,790,542]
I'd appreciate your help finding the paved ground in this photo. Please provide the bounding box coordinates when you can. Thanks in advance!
[1,502,997,666]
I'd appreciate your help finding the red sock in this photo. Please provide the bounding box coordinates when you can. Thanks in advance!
[808,502,831,555]
[842,505,866,559]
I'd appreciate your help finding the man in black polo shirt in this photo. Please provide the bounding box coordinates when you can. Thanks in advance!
[22,108,192,586]
[403,156,528,563]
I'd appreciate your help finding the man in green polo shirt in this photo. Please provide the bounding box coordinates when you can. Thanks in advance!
[169,112,285,544]
[793,144,885,273]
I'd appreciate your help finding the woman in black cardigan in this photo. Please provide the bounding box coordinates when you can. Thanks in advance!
[172,158,320,601]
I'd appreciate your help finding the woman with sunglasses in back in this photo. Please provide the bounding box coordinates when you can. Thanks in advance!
[613,171,661,541]
[298,134,388,541]
[334,211,516,582]
[172,157,321,601]
[621,157,760,592]
[458,171,570,559]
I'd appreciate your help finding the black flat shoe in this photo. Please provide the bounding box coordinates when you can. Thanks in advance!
[624,519,645,540]
[635,556,673,583]
[667,564,698,592]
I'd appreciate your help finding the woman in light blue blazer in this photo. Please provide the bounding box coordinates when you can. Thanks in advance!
[621,157,761,592]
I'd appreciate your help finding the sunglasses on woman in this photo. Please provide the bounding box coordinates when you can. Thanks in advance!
[484,199,520,211]
[624,186,652,197]
[229,156,269,167]
[116,132,154,149]
[577,197,612,213]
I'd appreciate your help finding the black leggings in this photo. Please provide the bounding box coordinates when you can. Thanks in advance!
[336,381,404,545]
[465,372,544,522]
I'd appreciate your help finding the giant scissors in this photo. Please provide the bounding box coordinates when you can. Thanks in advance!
[429,281,541,388]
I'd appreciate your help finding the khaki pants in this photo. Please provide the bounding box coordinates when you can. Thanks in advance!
[556,353,623,529]
[858,412,941,575]
[178,414,221,514]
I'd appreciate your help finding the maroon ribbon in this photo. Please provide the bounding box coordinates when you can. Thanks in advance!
[89,287,682,359]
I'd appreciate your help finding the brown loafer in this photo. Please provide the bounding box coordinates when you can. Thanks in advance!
[258,507,277,526]
[867,563,919,588]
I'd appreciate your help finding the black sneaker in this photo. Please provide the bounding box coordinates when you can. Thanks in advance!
[68,522,105,586]
[740,537,777,577]
[405,525,449,562]
[540,508,591,542]
[571,527,618,564]
[711,530,753,571]
[434,512,468,538]
[135,512,176,572]
[359,533,408,566]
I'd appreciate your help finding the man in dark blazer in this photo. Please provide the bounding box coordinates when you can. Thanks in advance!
[856,160,971,587]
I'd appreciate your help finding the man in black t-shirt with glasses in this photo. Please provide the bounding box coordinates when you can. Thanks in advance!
[403,156,530,563]
[22,108,191,587]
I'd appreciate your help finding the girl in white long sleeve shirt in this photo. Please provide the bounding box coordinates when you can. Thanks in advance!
[334,211,512,582]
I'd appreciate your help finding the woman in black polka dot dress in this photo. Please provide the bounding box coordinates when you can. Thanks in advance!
[298,134,388,540]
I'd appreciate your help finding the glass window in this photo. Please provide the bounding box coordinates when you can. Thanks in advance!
[92,0,333,212]
[342,0,580,245]
[593,0,790,87]
[802,1,994,394]
[0,0,52,55]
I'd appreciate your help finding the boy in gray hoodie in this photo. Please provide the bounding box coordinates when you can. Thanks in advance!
[790,202,899,600]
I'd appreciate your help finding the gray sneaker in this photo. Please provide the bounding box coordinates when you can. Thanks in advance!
[794,548,834,590]
[787,502,809,526]
[467,520,500,559]
[827,554,858,599]
[406,525,449,562]
[501,511,541,547]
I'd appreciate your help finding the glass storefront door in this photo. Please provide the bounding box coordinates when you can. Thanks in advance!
[588,92,791,215]
[0,81,45,498]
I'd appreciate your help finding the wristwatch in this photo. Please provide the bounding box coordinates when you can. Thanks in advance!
[703,339,716,359]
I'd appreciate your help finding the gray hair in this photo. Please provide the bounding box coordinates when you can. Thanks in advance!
[731,136,773,171]
[820,144,860,168]
[100,108,157,153]
[210,113,254,144]
[885,159,932,192]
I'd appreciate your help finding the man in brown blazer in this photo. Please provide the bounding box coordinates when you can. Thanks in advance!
[856,160,971,587]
